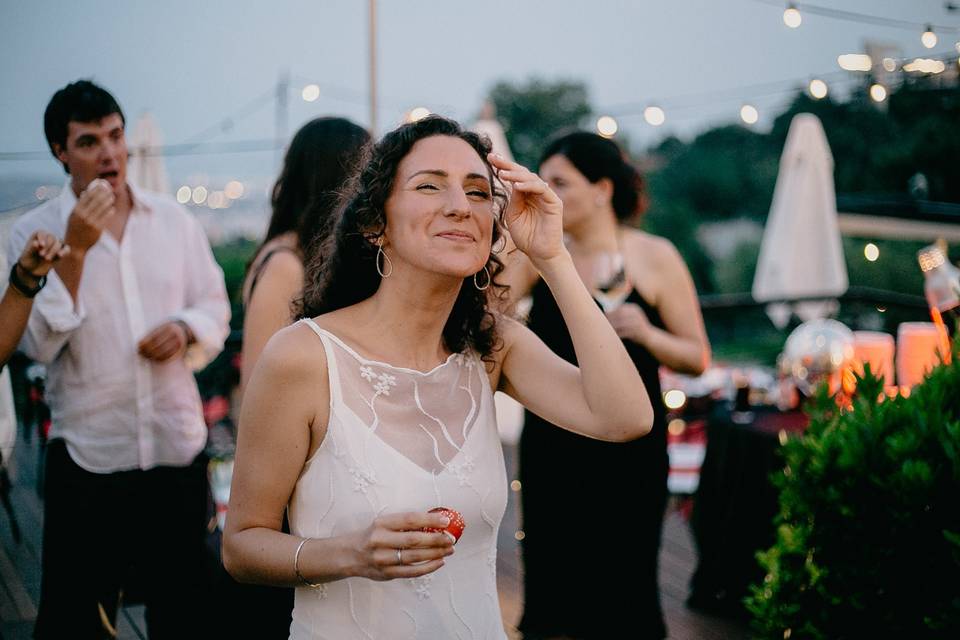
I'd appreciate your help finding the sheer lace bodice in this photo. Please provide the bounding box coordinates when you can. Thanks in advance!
[287,319,509,640]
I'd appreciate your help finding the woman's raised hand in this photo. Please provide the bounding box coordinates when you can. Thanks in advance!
[489,153,564,265]
[351,511,455,581]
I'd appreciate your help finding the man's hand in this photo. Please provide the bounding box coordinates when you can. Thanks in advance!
[137,321,191,362]
[64,178,115,253]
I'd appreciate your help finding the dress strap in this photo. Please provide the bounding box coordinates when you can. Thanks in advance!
[245,246,299,305]
[298,318,343,409]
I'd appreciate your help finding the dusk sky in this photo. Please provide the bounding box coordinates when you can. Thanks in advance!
[2,0,957,185]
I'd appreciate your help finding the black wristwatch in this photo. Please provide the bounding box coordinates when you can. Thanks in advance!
[9,262,46,298]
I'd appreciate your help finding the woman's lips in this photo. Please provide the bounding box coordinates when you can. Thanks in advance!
[437,231,475,242]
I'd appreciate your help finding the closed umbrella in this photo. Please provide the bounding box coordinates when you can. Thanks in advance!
[471,101,514,162]
[752,113,848,328]
[127,111,170,194]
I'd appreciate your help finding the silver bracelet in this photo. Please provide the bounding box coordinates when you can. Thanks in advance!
[294,537,324,588]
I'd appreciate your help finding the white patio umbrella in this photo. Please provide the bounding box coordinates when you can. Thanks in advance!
[471,101,514,162]
[127,111,170,194]
[752,113,848,328]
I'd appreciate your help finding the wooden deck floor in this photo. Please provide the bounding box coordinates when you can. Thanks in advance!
[2,429,748,639]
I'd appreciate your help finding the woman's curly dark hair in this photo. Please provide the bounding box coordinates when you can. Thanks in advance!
[296,115,509,364]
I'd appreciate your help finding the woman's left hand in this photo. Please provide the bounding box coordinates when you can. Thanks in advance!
[606,302,652,345]
[489,153,564,265]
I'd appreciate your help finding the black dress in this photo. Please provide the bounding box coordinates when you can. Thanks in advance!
[518,280,670,640]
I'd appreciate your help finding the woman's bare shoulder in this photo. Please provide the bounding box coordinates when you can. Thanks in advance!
[256,320,327,380]
[622,228,677,257]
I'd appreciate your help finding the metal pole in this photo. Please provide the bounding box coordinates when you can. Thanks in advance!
[368,0,378,137]
[275,69,289,168]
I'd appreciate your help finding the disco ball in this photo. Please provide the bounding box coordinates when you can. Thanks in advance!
[779,319,855,396]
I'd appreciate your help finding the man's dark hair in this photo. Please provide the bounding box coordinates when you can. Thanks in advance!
[44,80,125,173]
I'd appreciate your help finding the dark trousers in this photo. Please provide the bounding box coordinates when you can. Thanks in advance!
[34,440,209,640]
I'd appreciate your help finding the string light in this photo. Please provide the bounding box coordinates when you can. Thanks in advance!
[740,104,760,124]
[837,54,873,71]
[176,186,191,204]
[904,58,946,73]
[921,25,937,48]
[596,115,619,137]
[224,180,244,199]
[882,58,897,72]
[753,0,960,35]
[864,243,880,261]
[407,107,431,122]
[643,106,666,126]
[191,186,208,205]
[301,84,320,102]
[808,79,828,99]
[869,84,888,102]
[783,3,802,28]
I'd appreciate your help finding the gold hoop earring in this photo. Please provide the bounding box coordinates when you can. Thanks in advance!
[376,239,393,278]
[474,265,491,291]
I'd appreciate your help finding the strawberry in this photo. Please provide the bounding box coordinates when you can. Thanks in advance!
[424,507,466,543]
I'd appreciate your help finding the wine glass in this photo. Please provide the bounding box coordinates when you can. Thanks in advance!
[591,251,631,312]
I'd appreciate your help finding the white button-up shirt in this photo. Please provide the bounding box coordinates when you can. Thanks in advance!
[7,180,230,473]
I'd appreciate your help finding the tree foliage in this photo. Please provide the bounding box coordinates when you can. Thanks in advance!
[488,78,592,169]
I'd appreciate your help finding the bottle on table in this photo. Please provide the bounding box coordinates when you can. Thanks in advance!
[917,242,960,360]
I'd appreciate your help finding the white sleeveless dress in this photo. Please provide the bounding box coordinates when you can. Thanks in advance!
[288,319,509,640]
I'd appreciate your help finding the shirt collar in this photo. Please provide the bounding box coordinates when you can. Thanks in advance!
[58,177,154,224]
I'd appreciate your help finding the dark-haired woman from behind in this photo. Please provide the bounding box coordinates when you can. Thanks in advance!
[241,117,370,391]
[230,117,368,638]
[503,131,711,639]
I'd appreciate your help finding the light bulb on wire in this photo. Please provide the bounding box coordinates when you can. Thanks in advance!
[596,115,619,137]
[869,84,887,103]
[407,107,431,123]
[643,106,665,126]
[808,79,828,99]
[740,104,759,124]
[783,4,802,28]
[921,25,937,49]
[301,84,320,102]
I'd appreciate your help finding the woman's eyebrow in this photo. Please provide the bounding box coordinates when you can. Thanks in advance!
[406,169,490,184]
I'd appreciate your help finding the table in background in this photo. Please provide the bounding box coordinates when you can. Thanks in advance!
[687,404,808,619]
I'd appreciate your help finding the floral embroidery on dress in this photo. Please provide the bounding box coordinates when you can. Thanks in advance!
[451,352,475,370]
[373,372,397,396]
[314,583,329,600]
[446,454,475,487]
[360,365,398,396]
[410,574,434,600]
[349,465,376,493]
[487,550,498,577]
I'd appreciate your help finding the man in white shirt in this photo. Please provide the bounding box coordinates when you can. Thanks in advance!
[8,80,230,639]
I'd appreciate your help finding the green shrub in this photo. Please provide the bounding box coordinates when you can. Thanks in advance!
[746,347,960,638]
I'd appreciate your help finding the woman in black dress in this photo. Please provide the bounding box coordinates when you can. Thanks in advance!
[502,132,711,639]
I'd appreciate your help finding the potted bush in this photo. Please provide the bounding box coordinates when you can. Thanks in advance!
[747,350,960,638]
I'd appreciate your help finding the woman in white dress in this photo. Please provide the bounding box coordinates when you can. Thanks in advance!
[222,116,654,639]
